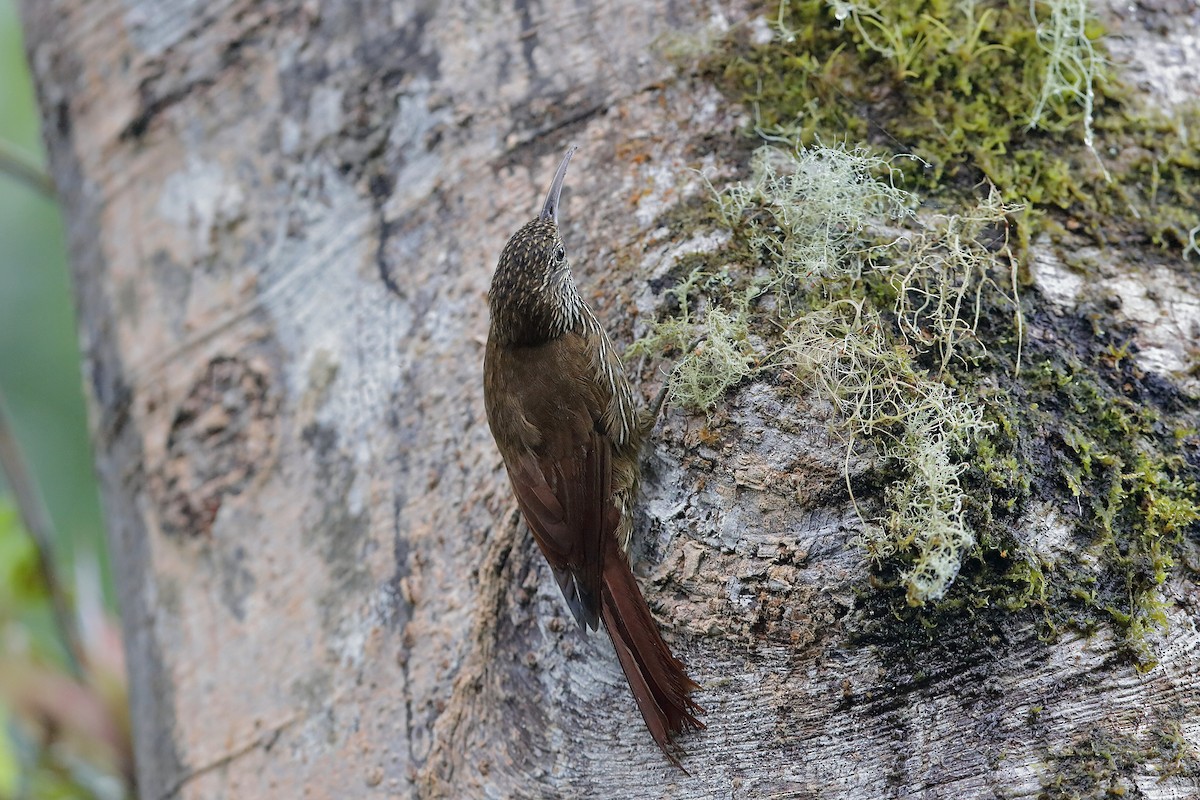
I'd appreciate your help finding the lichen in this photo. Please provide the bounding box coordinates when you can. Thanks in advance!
[639,142,1021,604]
[780,300,995,604]
[1028,0,1106,174]
[710,142,914,288]
[627,263,758,411]
[668,304,759,412]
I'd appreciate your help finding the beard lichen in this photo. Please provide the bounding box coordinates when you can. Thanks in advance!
[780,299,996,605]
[1027,0,1106,173]
[637,142,1022,605]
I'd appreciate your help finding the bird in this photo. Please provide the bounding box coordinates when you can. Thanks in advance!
[483,146,703,767]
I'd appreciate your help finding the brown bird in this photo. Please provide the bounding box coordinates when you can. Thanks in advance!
[483,147,703,766]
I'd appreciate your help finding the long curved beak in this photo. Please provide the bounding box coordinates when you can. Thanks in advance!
[539,146,578,224]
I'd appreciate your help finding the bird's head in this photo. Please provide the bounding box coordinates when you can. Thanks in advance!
[489,147,583,346]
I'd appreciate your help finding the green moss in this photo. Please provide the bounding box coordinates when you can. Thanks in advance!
[1094,104,1200,250]
[704,0,1200,250]
[1040,730,1143,799]
[1040,722,1200,797]
[1155,718,1200,781]
[961,347,1200,667]
[713,0,1099,196]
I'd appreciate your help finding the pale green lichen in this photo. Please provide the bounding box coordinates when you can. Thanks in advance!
[642,142,1021,604]
[888,401,989,604]
[628,265,759,412]
[712,141,913,290]
[669,305,758,412]
[1185,224,1200,261]
[779,301,994,604]
[1028,0,1107,176]
[891,188,1025,373]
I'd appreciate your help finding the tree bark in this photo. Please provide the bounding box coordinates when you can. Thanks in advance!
[18,1,1200,798]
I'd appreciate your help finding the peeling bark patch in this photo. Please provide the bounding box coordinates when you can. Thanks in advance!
[158,356,277,537]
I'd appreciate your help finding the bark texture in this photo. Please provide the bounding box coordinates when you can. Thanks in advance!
[18,0,1200,798]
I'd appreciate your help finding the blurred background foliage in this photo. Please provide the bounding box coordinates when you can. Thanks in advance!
[1,0,131,797]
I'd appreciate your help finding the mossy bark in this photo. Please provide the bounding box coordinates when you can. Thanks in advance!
[19,0,1200,797]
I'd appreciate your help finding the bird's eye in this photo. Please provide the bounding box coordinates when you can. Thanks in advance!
[553,244,566,262]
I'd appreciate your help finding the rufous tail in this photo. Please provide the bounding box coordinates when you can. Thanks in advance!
[599,539,704,768]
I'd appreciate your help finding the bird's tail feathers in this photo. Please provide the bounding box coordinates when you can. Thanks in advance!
[600,544,703,768]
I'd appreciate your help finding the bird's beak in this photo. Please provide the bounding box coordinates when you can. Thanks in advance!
[539,146,578,224]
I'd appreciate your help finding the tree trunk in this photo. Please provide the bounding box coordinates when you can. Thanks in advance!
[18,1,1200,798]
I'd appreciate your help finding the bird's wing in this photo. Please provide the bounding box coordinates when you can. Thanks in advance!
[506,427,617,632]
